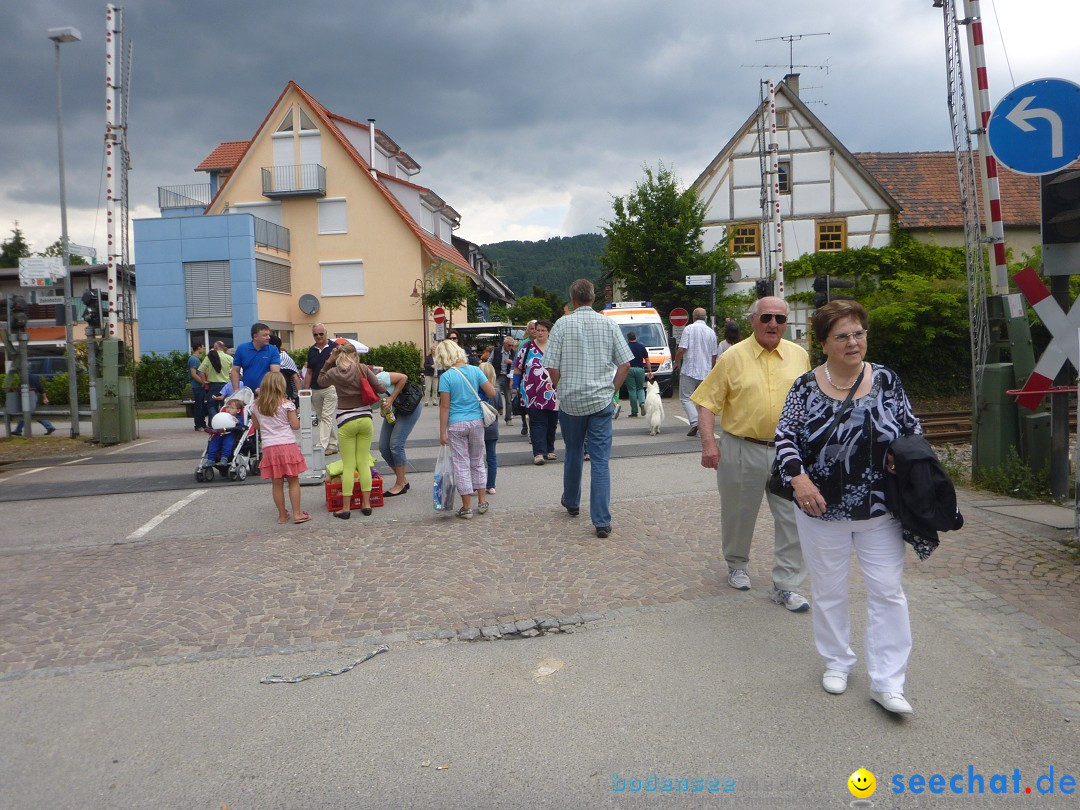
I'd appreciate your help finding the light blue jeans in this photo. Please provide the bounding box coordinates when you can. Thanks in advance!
[558,402,615,529]
[378,401,423,468]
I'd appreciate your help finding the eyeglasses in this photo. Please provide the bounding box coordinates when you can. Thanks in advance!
[756,313,788,324]
[831,329,868,343]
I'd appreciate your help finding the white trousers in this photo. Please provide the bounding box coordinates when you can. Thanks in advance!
[794,510,911,693]
[679,373,704,427]
[310,386,338,450]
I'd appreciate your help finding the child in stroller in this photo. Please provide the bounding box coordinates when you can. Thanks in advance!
[195,387,259,482]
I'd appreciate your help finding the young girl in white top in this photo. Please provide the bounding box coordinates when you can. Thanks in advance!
[250,371,310,524]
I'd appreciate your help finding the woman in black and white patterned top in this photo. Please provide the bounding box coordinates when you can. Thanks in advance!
[774,300,921,717]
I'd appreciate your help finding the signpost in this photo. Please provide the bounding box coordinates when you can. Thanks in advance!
[18,257,65,289]
[990,79,1080,503]
[987,78,1080,175]
[669,307,689,342]
[685,275,717,328]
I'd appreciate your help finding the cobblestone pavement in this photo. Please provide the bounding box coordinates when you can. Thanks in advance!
[1,486,1077,715]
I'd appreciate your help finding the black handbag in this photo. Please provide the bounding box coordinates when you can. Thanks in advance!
[768,365,866,501]
[393,382,424,416]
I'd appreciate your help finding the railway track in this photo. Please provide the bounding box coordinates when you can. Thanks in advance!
[918,410,972,443]
[918,409,1078,443]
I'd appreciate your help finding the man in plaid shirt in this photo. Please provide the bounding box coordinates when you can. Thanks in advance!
[544,279,632,538]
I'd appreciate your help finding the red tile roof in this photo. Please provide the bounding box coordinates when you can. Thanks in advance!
[203,82,474,278]
[855,151,1041,230]
[195,141,250,172]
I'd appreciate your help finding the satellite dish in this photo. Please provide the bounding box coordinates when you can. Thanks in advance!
[298,294,320,315]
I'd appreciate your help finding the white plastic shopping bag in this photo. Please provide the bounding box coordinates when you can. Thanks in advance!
[433,444,456,511]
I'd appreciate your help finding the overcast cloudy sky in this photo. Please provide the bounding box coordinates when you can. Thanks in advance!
[3,0,1077,260]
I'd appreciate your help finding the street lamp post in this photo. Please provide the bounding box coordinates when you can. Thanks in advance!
[411,277,429,357]
[49,25,81,438]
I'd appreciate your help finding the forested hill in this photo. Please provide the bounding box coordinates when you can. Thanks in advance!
[481,234,606,298]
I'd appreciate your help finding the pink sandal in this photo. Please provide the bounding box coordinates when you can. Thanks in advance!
[277,513,290,524]
[293,511,312,525]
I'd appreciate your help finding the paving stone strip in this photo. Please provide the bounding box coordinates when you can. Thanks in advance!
[0,490,1076,706]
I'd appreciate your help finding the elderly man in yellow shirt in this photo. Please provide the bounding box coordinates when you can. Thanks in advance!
[691,296,811,612]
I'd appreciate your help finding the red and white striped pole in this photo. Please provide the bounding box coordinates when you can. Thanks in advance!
[767,80,785,299]
[963,0,1009,295]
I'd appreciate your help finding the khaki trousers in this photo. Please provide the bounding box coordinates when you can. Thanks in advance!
[717,430,806,591]
[311,386,338,450]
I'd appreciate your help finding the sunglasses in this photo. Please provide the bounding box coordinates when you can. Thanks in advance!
[756,313,788,324]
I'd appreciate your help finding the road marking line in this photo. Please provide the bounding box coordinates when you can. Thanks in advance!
[6,467,45,479]
[61,457,89,465]
[127,489,207,540]
[107,440,156,455]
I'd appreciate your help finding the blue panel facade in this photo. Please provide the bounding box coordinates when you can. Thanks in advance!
[134,213,259,356]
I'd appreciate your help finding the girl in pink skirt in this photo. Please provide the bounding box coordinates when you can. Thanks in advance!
[250,371,310,524]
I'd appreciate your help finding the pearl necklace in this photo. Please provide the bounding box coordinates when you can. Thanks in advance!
[823,361,861,391]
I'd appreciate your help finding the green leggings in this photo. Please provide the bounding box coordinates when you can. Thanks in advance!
[338,416,374,499]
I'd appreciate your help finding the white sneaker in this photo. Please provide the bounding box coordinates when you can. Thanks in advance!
[769,587,810,612]
[727,569,751,590]
[871,691,913,715]
[822,669,849,695]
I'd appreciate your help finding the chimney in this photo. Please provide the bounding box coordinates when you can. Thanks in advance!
[368,119,377,179]
[783,73,800,98]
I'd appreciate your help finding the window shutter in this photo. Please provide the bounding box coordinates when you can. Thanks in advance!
[184,261,232,318]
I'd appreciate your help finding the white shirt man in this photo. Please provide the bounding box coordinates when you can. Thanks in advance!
[673,308,717,436]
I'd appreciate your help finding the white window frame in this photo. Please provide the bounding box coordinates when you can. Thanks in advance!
[321,260,364,297]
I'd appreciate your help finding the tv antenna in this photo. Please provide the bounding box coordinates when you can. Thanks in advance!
[752,32,831,75]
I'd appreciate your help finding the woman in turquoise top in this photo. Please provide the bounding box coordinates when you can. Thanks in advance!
[437,339,496,519]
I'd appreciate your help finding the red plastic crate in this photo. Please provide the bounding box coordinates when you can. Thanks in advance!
[325,471,383,511]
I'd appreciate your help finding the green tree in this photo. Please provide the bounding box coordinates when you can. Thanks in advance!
[420,262,472,326]
[0,224,31,268]
[600,163,735,318]
[38,240,88,265]
[508,296,554,324]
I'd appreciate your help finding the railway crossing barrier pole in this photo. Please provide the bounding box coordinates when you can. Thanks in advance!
[974,363,1020,477]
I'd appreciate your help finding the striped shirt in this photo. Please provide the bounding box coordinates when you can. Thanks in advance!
[544,306,634,416]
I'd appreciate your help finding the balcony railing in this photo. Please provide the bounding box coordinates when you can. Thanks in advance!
[157,183,212,209]
[261,164,326,198]
[252,216,290,252]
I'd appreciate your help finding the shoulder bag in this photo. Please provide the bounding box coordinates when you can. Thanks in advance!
[356,363,381,406]
[768,364,866,501]
[393,381,424,416]
[453,367,498,426]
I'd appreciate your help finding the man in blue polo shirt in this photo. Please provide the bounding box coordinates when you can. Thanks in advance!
[230,322,281,392]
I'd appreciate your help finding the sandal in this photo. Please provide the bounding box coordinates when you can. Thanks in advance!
[456,507,474,519]
[477,502,489,515]
[293,511,312,525]
[277,513,290,524]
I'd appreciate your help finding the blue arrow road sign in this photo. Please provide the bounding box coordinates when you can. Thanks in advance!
[988,78,1080,176]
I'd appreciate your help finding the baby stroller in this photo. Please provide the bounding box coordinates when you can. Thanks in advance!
[195,387,261,482]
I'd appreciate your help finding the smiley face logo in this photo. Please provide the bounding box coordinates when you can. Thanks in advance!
[848,768,876,798]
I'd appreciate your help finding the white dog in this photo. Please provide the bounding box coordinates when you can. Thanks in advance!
[643,379,664,436]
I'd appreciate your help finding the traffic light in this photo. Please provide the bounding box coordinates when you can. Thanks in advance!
[1042,168,1080,276]
[754,279,774,299]
[10,295,28,332]
[812,275,856,308]
[81,288,101,329]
